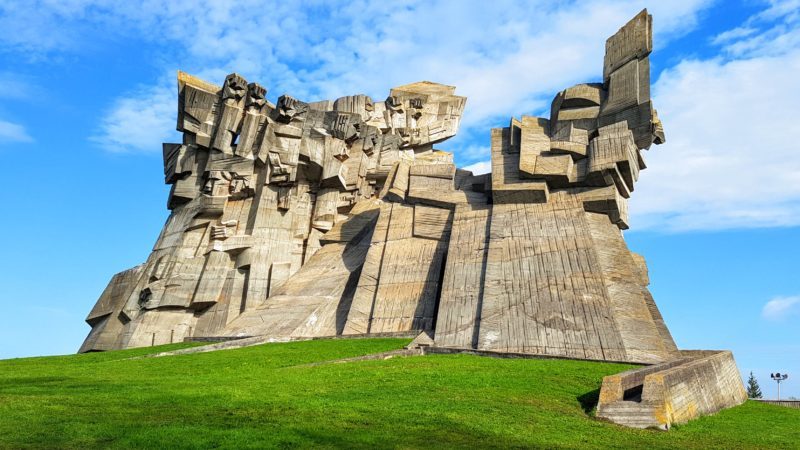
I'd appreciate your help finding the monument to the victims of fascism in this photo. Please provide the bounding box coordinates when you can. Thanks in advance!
[81,10,746,429]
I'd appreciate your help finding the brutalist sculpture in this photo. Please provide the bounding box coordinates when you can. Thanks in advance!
[81,10,745,429]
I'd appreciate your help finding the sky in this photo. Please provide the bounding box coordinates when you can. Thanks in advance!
[0,0,798,398]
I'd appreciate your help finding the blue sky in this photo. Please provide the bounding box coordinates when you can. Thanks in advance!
[0,0,798,398]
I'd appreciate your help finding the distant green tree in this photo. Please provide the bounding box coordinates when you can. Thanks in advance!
[747,372,763,399]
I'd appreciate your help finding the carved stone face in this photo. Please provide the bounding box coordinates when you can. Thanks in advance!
[359,125,380,154]
[227,173,253,199]
[138,288,152,308]
[246,83,267,109]
[383,82,466,147]
[385,95,403,113]
[329,112,363,144]
[277,95,309,123]
[222,74,247,101]
[202,170,225,196]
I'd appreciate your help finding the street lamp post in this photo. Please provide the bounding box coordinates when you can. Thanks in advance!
[771,373,789,400]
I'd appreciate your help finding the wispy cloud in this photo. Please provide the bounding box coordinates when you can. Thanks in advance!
[716,0,800,58]
[0,1,714,155]
[90,81,179,153]
[42,0,799,232]
[711,26,757,45]
[17,1,795,232]
[0,119,33,144]
[462,160,491,175]
[0,72,36,100]
[630,3,800,231]
[460,3,800,232]
[762,296,800,321]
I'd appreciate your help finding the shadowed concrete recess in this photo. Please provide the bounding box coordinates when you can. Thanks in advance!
[80,9,746,429]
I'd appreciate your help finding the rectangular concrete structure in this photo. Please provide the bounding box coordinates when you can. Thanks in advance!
[597,350,748,429]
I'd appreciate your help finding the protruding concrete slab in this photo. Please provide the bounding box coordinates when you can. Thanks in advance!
[597,350,747,429]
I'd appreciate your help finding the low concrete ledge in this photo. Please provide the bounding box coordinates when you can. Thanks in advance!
[184,336,253,343]
[753,399,800,409]
[424,346,635,365]
[146,331,422,357]
[597,350,747,429]
[186,331,419,344]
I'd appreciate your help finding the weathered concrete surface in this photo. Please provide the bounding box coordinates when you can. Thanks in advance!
[80,8,746,430]
[219,207,377,339]
[80,75,468,352]
[597,350,747,429]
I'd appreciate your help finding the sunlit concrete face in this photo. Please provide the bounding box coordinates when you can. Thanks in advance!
[80,9,744,429]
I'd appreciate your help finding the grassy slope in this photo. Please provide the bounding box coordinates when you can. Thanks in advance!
[0,338,797,449]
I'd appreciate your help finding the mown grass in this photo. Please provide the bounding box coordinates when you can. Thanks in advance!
[0,338,797,449]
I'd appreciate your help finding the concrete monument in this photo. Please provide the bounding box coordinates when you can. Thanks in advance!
[81,10,746,429]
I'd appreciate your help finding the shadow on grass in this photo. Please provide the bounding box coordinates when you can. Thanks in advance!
[0,376,75,392]
[577,388,600,415]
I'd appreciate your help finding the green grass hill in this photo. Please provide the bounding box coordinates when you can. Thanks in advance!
[0,338,796,449]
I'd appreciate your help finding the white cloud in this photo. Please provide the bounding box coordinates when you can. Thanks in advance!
[90,81,179,153]
[0,1,714,155]
[711,26,757,45]
[630,4,800,231]
[762,296,800,321]
[0,119,33,143]
[462,160,491,175]
[10,1,796,232]
[717,0,800,58]
[0,72,36,145]
[0,72,36,99]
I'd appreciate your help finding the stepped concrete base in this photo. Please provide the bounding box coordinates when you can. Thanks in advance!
[752,400,800,409]
[597,350,747,429]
